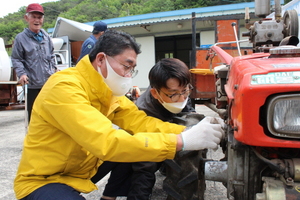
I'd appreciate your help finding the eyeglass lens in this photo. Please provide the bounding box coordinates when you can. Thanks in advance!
[171,90,191,102]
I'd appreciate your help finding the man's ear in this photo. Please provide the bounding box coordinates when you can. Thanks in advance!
[24,14,29,22]
[95,53,107,77]
[95,53,105,66]
[150,88,159,100]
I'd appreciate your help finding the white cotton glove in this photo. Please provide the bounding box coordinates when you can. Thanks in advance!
[181,116,225,151]
[210,116,226,133]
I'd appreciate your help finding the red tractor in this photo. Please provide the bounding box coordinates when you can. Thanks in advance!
[200,0,300,199]
[164,0,300,199]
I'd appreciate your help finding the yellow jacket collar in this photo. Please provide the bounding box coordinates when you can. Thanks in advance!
[76,55,119,108]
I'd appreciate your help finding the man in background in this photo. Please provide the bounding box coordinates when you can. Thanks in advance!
[11,3,56,122]
[77,21,107,62]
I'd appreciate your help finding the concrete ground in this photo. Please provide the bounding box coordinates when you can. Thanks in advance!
[0,105,227,200]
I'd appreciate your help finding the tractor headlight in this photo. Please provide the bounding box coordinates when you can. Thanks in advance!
[267,94,300,138]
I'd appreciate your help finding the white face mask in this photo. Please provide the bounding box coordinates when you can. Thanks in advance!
[156,90,188,114]
[161,97,188,114]
[97,56,132,97]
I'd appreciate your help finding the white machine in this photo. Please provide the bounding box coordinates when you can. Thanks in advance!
[0,37,11,81]
[51,36,71,71]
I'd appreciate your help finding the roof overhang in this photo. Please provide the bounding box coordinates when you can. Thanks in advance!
[52,17,93,41]
[89,2,256,28]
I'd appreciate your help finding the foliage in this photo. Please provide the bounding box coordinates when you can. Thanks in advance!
[0,0,293,45]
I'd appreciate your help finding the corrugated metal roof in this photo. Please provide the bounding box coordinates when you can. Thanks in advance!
[49,0,287,33]
[86,2,256,28]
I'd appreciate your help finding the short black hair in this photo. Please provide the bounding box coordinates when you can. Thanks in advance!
[89,30,141,61]
[149,58,191,90]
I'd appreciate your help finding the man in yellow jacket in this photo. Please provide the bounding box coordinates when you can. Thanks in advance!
[14,30,224,200]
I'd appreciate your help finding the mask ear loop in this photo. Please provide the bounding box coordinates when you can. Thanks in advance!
[103,54,108,78]
[155,89,166,104]
[97,54,107,78]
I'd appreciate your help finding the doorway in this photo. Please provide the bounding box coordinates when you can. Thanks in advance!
[155,34,200,67]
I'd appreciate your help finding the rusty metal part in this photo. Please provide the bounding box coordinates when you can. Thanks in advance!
[293,159,300,181]
[204,161,228,183]
[279,36,299,46]
[256,176,300,200]
[0,82,25,111]
[256,177,285,200]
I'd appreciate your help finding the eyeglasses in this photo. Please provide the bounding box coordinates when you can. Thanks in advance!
[158,84,193,102]
[107,55,138,78]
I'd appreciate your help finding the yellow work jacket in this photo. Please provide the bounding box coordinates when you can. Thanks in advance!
[14,55,186,199]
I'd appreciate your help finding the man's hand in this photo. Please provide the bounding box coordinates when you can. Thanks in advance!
[55,67,60,72]
[178,116,225,151]
[19,75,29,85]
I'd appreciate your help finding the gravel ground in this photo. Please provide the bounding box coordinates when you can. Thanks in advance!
[0,105,227,200]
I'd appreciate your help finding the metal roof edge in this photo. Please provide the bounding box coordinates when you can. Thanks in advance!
[86,2,256,26]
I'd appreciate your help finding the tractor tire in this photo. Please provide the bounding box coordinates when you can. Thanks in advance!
[162,113,206,200]
[163,150,206,200]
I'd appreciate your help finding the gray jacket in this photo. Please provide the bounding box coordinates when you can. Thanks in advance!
[11,28,56,89]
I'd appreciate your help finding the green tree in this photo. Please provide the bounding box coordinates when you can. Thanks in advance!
[0,0,295,46]
[140,0,174,14]
[174,0,202,10]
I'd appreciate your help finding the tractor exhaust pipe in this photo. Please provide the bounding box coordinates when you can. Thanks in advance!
[255,0,270,18]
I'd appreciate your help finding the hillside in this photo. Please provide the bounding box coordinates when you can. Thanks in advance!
[0,0,291,46]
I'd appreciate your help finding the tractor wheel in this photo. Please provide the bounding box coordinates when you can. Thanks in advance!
[163,113,206,200]
[163,150,206,200]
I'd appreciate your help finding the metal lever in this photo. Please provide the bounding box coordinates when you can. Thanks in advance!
[232,22,241,56]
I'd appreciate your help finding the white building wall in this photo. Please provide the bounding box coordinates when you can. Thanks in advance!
[200,27,252,48]
[133,36,155,89]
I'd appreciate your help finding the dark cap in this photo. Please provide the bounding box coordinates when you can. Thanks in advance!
[26,3,44,15]
[93,21,107,32]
